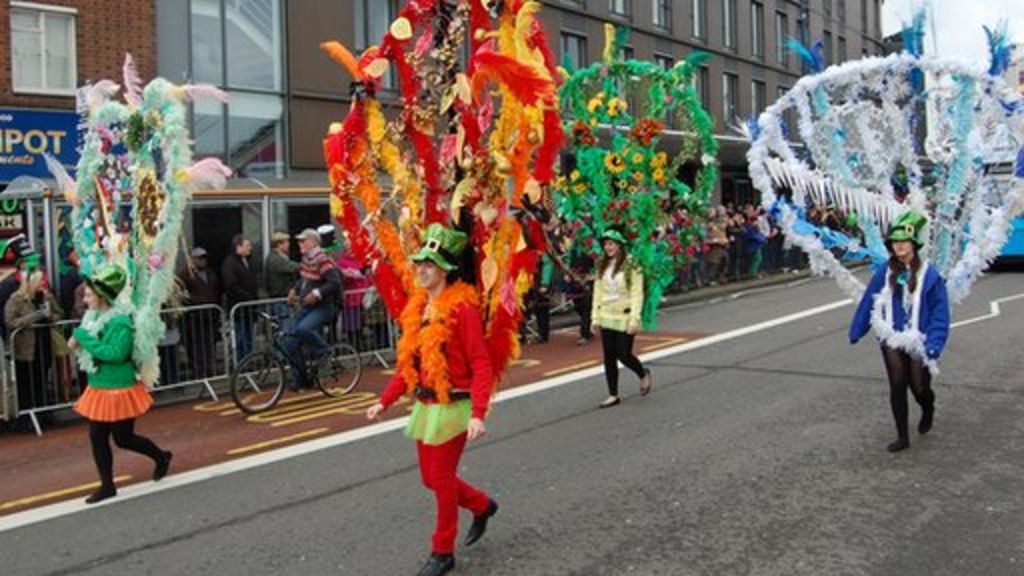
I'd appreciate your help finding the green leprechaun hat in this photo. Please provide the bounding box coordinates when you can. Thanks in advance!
[410,223,468,272]
[85,264,128,304]
[600,228,628,245]
[888,211,928,247]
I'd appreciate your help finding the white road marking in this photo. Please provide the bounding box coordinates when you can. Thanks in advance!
[0,298,855,533]
[951,292,1024,329]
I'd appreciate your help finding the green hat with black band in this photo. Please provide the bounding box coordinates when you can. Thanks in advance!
[410,223,468,272]
[888,211,928,247]
[600,229,628,245]
[85,264,128,304]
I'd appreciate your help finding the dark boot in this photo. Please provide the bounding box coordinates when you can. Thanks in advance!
[887,438,910,453]
[464,499,499,547]
[919,401,934,435]
[85,484,117,504]
[416,553,455,576]
[154,450,173,481]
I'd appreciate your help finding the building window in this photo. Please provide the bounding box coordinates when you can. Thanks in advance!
[797,17,810,72]
[823,30,833,65]
[694,66,709,110]
[752,80,766,116]
[751,2,765,60]
[561,32,588,70]
[873,0,881,36]
[692,0,706,39]
[723,0,737,49]
[823,0,832,19]
[357,0,400,89]
[861,0,868,32]
[722,73,738,124]
[655,53,674,70]
[838,0,846,24]
[561,0,585,6]
[838,36,847,62]
[775,11,789,66]
[187,0,287,179]
[10,3,77,95]
[610,0,631,17]
[777,85,793,138]
[653,0,672,30]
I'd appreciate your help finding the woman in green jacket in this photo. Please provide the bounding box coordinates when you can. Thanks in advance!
[69,265,172,504]
[591,230,652,408]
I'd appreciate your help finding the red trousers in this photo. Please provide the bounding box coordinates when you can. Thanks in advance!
[416,432,491,553]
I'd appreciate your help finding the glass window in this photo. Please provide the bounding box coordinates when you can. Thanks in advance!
[610,0,631,16]
[228,93,285,179]
[861,0,867,32]
[873,0,881,36]
[561,32,588,70]
[191,0,223,85]
[775,11,789,66]
[653,0,671,30]
[694,66,709,110]
[823,0,832,19]
[193,98,226,159]
[823,30,833,65]
[722,73,738,124]
[226,0,283,90]
[655,54,674,70]
[838,0,846,23]
[838,36,847,63]
[752,80,766,116]
[723,0,737,49]
[10,5,76,94]
[692,0,706,39]
[751,2,764,60]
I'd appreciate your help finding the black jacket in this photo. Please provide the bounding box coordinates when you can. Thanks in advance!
[221,253,261,308]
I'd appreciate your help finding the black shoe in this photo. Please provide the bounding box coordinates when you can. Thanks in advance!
[918,404,934,435]
[154,450,173,481]
[464,499,498,547]
[887,438,910,453]
[598,396,621,409]
[416,553,455,576]
[85,484,117,504]
[639,369,653,396]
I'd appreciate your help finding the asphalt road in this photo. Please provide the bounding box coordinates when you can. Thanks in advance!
[3,271,1024,576]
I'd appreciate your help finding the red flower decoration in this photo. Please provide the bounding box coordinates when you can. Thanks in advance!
[630,119,664,146]
[572,120,598,146]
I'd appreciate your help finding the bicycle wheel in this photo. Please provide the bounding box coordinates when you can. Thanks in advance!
[315,343,362,397]
[230,351,286,414]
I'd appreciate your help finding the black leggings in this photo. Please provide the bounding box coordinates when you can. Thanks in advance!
[89,419,165,488]
[881,347,935,440]
[600,328,646,396]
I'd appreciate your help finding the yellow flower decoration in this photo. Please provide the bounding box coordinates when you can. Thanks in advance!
[606,97,628,117]
[631,152,645,165]
[651,152,668,169]
[573,183,587,193]
[616,179,629,189]
[587,92,607,114]
[604,152,626,174]
[570,170,581,181]
[631,171,644,182]
[628,185,639,194]
[653,168,666,182]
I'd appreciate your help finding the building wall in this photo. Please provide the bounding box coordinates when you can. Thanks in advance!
[0,0,156,110]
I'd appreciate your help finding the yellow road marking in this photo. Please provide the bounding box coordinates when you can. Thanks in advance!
[509,358,542,368]
[1,475,133,511]
[543,360,599,377]
[227,428,331,456]
[247,392,378,424]
[270,396,386,427]
[641,336,688,352]
[218,390,326,417]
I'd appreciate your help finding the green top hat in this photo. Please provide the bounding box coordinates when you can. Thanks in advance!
[888,211,928,246]
[600,229,628,245]
[86,264,128,304]
[410,224,468,272]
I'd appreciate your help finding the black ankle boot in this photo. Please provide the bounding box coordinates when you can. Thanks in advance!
[154,450,173,481]
[85,484,117,504]
[918,404,934,434]
[416,553,454,576]
[887,438,910,453]
[464,499,499,547]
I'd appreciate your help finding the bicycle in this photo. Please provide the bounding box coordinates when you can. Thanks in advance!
[229,311,362,414]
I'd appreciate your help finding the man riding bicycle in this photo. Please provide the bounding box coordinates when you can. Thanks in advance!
[285,228,342,390]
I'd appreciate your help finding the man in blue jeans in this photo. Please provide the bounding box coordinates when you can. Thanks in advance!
[285,229,342,390]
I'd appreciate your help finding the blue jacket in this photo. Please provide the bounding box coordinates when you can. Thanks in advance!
[849,264,951,359]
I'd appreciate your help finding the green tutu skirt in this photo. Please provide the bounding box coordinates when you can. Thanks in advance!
[405,399,472,446]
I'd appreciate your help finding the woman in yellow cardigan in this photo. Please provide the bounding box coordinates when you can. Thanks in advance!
[591,230,652,408]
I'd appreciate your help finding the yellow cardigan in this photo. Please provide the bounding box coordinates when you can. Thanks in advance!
[591,260,644,332]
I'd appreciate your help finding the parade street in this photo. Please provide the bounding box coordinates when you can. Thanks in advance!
[3,270,1023,576]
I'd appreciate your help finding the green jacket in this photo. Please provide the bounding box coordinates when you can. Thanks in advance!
[73,314,136,389]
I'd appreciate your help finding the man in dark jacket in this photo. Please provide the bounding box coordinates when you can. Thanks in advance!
[284,228,341,390]
[179,247,222,379]
[221,235,261,361]
[264,231,299,299]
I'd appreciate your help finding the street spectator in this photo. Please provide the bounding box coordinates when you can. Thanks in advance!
[743,214,768,278]
[179,247,222,380]
[336,244,371,349]
[4,270,62,412]
[727,212,745,280]
[265,231,299,322]
[221,235,261,362]
[59,249,84,320]
[564,249,595,345]
[285,229,342,390]
[704,207,730,285]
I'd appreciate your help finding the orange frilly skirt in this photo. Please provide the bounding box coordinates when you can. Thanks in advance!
[74,384,153,422]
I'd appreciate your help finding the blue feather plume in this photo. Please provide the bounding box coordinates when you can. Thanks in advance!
[787,37,825,73]
[984,22,1016,77]
[901,10,927,58]
[1015,144,1024,180]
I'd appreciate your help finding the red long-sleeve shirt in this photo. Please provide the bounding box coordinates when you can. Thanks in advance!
[379,303,495,419]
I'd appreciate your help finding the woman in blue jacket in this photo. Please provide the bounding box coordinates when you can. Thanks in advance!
[849,211,950,453]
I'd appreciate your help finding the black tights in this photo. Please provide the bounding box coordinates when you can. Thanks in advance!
[881,347,935,441]
[600,328,646,396]
[89,419,165,488]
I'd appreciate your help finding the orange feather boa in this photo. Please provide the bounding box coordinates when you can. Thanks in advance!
[396,282,480,404]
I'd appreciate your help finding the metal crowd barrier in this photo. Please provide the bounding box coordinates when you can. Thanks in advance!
[6,304,228,436]
[228,288,396,371]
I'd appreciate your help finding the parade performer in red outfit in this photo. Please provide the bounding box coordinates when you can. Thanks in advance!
[367,224,498,576]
